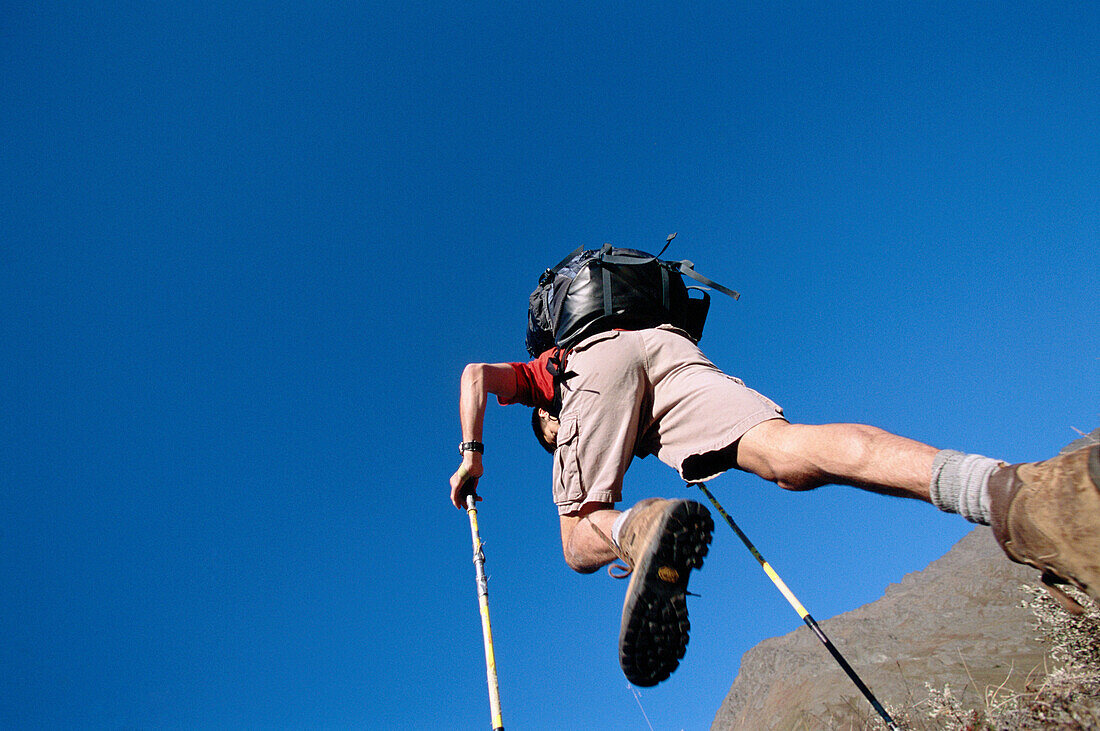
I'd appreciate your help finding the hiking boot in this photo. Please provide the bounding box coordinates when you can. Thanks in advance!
[616,498,713,687]
[988,444,1100,612]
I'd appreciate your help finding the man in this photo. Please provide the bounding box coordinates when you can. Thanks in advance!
[449,324,1100,687]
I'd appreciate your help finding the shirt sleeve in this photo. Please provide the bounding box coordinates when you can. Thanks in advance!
[498,349,556,409]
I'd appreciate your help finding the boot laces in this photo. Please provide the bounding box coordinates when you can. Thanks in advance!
[582,514,633,578]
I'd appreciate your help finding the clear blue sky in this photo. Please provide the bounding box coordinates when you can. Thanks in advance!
[2,3,1098,729]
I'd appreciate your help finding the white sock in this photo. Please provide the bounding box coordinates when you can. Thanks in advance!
[611,508,633,547]
[929,449,1002,524]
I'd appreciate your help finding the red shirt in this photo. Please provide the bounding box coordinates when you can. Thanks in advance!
[498,348,557,409]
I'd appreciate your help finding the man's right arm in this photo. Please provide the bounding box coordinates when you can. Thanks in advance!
[449,363,518,509]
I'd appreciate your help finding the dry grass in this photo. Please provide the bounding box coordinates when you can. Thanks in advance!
[870,584,1100,731]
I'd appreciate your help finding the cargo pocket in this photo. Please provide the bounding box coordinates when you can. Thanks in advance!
[553,413,584,508]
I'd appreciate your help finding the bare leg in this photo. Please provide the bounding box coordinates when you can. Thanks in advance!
[559,502,620,573]
[735,419,937,500]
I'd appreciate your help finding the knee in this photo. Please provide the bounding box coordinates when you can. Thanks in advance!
[561,525,600,574]
[563,549,600,574]
[740,421,827,491]
[739,422,818,490]
[753,422,884,491]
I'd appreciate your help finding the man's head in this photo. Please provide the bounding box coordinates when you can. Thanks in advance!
[531,408,559,454]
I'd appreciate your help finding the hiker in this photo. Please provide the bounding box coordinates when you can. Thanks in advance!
[448,248,1100,688]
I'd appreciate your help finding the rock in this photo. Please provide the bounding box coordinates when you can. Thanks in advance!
[712,527,1049,730]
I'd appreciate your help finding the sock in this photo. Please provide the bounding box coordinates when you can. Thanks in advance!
[611,507,633,548]
[929,449,1002,525]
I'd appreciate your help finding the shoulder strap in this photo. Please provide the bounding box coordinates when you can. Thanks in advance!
[545,350,576,417]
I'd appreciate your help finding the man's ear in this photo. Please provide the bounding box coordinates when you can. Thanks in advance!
[537,408,550,420]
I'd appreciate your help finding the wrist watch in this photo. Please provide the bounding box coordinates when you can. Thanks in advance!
[459,441,484,455]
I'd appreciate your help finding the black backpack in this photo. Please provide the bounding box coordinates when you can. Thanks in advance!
[525,236,739,357]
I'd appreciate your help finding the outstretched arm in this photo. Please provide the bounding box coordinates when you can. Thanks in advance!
[449,363,518,509]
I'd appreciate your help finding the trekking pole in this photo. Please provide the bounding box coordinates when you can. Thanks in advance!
[694,483,901,731]
[465,494,504,731]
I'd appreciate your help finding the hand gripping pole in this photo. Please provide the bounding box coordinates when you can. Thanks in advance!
[466,494,504,731]
[695,483,900,731]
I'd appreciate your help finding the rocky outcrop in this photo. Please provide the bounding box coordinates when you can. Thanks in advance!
[712,527,1049,730]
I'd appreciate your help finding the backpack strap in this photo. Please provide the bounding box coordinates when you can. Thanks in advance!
[544,349,576,417]
[596,245,672,312]
[677,260,740,300]
[538,245,584,286]
[599,245,613,316]
[597,247,738,302]
[598,250,657,265]
[551,245,584,273]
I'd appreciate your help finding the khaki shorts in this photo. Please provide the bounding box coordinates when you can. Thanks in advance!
[552,326,785,515]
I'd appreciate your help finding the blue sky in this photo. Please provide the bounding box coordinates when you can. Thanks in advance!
[2,2,1098,729]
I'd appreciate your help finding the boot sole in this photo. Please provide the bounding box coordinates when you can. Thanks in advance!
[618,500,713,687]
